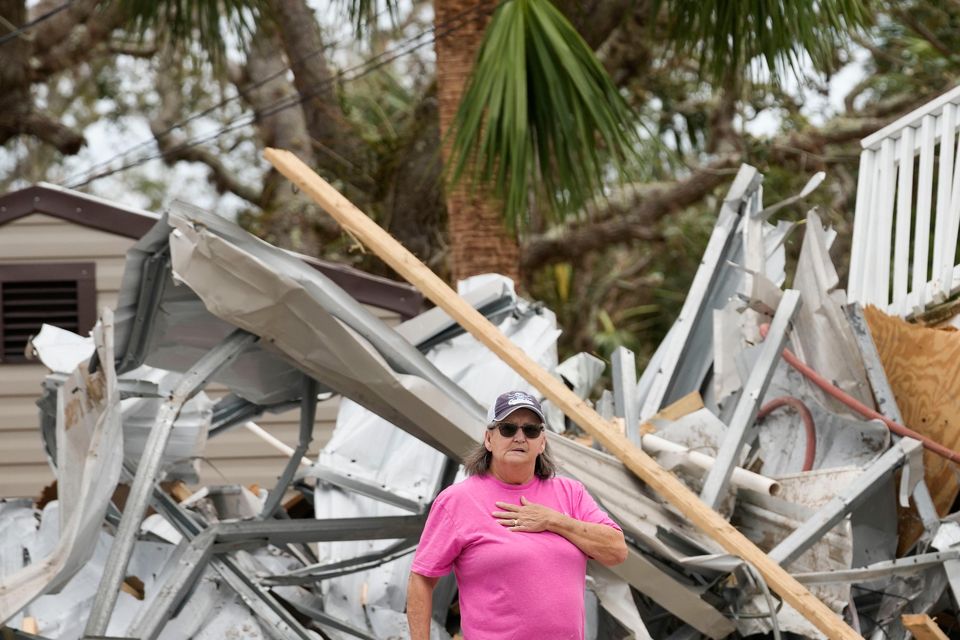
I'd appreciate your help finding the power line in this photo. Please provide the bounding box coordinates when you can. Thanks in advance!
[57,35,347,187]
[57,11,403,187]
[56,3,405,187]
[0,0,75,47]
[62,1,491,190]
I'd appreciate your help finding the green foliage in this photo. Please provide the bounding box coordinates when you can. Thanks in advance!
[448,0,642,231]
[106,0,268,62]
[655,0,872,81]
[339,0,400,36]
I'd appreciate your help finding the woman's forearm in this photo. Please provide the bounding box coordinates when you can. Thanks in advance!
[547,514,628,566]
[407,572,439,640]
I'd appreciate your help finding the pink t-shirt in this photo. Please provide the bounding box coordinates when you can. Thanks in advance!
[410,474,621,640]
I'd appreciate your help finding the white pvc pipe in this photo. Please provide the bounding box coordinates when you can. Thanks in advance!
[242,421,313,467]
[641,433,781,496]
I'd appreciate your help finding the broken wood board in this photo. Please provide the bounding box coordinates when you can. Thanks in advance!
[641,391,704,434]
[266,147,861,640]
[864,305,960,552]
[901,613,950,640]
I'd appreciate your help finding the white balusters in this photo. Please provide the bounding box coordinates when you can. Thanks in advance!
[850,85,960,316]
[912,115,936,314]
[893,127,915,317]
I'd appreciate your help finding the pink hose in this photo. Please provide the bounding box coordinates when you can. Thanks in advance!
[757,396,817,472]
[759,324,960,465]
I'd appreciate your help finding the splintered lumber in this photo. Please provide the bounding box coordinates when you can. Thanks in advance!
[264,147,860,640]
[901,614,949,640]
[640,391,704,433]
[864,305,960,552]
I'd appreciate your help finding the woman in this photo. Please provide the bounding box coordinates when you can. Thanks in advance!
[407,390,627,640]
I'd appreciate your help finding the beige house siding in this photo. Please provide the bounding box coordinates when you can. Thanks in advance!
[0,214,134,498]
[0,212,406,497]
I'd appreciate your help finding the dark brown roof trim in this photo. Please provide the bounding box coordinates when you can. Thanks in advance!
[0,184,423,319]
[296,253,424,319]
[0,184,159,240]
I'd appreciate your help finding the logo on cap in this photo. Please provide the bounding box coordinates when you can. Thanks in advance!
[506,391,534,406]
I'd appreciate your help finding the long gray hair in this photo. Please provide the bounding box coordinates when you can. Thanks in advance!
[463,427,556,479]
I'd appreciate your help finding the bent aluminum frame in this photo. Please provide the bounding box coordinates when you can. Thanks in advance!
[131,478,424,640]
[84,330,259,636]
[769,438,924,568]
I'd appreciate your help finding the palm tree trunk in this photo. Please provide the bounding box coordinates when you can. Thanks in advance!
[435,0,521,284]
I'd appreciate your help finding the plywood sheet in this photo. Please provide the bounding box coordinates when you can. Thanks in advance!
[864,305,960,549]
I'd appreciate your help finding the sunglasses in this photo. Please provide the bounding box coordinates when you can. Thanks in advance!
[490,422,545,439]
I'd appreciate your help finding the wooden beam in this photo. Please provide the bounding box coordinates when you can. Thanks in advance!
[264,147,861,640]
[901,613,949,640]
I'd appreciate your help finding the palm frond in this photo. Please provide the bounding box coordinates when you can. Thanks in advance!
[654,0,873,81]
[448,0,642,231]
[108,0,267,62]
[339,0,401,36]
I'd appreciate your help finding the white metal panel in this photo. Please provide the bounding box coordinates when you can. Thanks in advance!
[893,126,915,315]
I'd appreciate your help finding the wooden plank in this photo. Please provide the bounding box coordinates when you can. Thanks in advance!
[901,613,949,640]
[640,391,703,434]
[864,305,960,552]
[265,147,860,640]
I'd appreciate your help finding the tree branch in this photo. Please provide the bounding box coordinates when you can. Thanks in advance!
[28,0,100,52]
[894,9,954,60]
[109,41,158,58]
[31,1,127,80]
[150,52,261,205]
[0,112,84,154]
[154,133,262,204]
[235,24,341,250]
[522,154,740,271]
[265,0,374,195]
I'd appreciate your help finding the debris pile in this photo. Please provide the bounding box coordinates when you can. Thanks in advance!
[2,119,960,638]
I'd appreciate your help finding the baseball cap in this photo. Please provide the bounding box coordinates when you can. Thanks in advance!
[486,390,546,423]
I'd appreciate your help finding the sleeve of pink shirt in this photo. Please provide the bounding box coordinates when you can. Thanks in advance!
[410,499,463,577]
[570,480,622,531]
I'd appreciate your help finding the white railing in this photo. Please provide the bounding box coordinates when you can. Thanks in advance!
[848,84,960,316]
